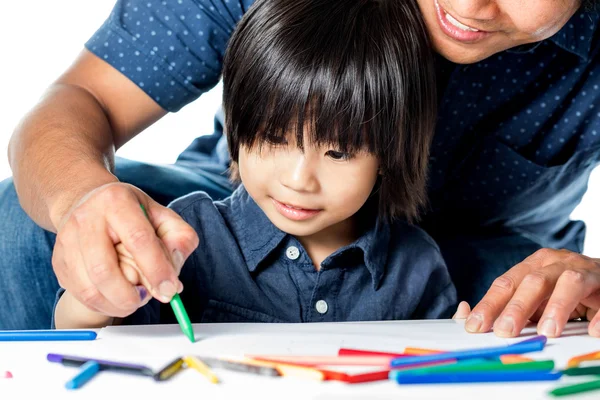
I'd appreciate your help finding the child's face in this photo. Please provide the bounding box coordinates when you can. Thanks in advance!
[238,132,379,238]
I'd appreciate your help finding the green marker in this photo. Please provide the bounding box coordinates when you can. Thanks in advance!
[563,365,600,376]
[140,204,196,343]
[391,359,555,378]
[550,378,600,397]
[170,293,195,342]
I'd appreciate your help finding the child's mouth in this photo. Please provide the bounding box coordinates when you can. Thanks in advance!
[271,198,322,221]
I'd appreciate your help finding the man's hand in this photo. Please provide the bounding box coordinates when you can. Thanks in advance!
[52,182,199,318]
[463,248,600,338]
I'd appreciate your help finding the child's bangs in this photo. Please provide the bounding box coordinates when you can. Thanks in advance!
[240,62,383,155]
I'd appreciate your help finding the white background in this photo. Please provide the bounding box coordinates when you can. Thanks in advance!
[0,0,598,257]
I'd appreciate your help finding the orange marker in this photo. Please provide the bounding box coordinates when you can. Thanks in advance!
[567,350,600,368]
[247,355,394,367]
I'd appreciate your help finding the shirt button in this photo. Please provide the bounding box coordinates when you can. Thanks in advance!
[286,246,300,260]
[315,300,328,314]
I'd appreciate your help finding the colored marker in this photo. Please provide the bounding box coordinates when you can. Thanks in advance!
[390,341,545,368]
[394,370,562,384]
[230,358,324,380]
[2,371,12,379]
[153,357,185,381]
[248,355,395,367]
[183,356,219,383]
[170,293,195,343]
[563,365,600,376]
[550,378,600,397]
[567,350,600,368]
[391,359,555,378]
[65,361,100,390]
[139,204,195,343]
[0,330,96,341]
[512,335,547,345]
[200,357,280,376]
[47,353,154,377]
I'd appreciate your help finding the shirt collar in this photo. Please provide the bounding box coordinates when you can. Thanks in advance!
[330,213,390,290]
[227,186,390,288]
[548,8,599,61]
[228,186,287,273]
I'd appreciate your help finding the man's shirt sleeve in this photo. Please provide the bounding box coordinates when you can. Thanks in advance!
[85,0,254,112]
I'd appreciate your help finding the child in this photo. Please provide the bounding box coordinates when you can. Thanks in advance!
[54,0,457,329]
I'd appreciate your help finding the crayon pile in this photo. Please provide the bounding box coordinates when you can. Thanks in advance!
[46,334,600,396]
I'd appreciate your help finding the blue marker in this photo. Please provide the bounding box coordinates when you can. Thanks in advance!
[0,330,97,341]
[65,361,101,390]
[394,370,562,384]
[390,341,545,368]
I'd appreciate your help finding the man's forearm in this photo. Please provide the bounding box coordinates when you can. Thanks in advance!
[8,83,119,232]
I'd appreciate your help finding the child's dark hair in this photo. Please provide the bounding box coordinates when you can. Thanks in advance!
[223,0,437,223]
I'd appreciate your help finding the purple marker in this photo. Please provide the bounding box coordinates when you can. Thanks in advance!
[47,353,154,377]
[511,335,547,346]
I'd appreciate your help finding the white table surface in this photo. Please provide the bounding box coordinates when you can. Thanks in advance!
[1,319,599,400]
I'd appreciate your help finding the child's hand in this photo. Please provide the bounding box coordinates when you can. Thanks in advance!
[115,243,152,303]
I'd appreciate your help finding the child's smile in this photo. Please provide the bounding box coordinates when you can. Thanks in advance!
[270,197,322,222]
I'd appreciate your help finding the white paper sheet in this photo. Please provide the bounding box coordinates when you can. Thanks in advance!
[1,320,598,400]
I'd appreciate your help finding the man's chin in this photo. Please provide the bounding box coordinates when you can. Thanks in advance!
[433,38,500,64]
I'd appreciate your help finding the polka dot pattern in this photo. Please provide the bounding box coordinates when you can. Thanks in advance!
[425,9,600,249]
[86,0,253,112]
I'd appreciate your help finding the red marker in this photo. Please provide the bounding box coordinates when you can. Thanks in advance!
[2,371,13,378]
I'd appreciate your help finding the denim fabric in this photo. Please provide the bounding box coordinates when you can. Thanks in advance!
[122,186,457,325]
[87,0,600,252]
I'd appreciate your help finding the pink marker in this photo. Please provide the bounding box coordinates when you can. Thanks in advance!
[2,371,13,378]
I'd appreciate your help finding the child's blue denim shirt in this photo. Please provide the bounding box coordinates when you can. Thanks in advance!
[125,186,457,324]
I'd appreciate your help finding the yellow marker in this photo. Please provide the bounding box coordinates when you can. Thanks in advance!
[184,356,220,384]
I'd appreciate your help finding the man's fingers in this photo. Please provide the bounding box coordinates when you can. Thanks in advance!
[466,272,524,333]
[493,263,569,337]
[76,211,142,316]
[149,201,199,275]
[588,309,600,337]
[105,191,180,303]
[537,267,600,337]
[466,249,565,334]
[453,301,471,319]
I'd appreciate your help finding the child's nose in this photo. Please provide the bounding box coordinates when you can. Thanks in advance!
[280,153,319,193]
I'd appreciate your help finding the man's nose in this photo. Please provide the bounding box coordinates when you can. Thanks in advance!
[446,0,499,22]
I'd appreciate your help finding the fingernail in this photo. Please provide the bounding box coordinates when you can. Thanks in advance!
[465,313,483,332]
[591,320,600,337]
[172,250,184,273]
[177,280,184,294]
[495,316,515,337]
[158,280,177,302]
[539,318,558,337]
[136,285,148,302]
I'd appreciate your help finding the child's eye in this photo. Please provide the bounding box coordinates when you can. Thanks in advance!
[325,150,353,160]
[266,134,288,145]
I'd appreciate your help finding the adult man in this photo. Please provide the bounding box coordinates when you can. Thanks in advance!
[2,0,600,337]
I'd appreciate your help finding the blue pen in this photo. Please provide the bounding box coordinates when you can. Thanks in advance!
[390,341,545,367]
[394,370,562,384]
[65,361,101,390]
[0,330,97,341]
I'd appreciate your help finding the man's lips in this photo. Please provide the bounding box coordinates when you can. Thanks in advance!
[434,0,492,43]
